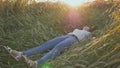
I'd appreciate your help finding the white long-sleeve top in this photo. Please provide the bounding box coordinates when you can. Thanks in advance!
[68,29,92,41]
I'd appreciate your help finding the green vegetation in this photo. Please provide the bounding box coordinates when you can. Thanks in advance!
[0,0,120,68]
[51,1,120,68]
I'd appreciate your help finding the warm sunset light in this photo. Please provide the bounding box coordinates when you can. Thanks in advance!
[62,0,86,7]
[35,0,95,7]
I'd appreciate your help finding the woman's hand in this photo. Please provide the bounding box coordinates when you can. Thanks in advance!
[92,37,96,40]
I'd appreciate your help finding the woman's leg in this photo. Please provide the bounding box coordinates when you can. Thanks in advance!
[23,35,70,57]
[36,35,78,64]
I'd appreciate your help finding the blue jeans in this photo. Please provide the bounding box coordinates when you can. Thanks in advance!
[23,35,78,64]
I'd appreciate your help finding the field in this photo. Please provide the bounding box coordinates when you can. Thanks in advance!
[0,0,120,68]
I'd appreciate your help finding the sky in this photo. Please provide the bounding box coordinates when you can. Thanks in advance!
[35,0,95,7]
[35,0,95,2]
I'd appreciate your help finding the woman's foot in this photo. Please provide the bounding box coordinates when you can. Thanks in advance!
[4,46,37,68]
[22,55,38,68]
[4,46,23,61]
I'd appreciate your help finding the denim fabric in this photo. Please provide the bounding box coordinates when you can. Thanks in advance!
[23,35,78,64]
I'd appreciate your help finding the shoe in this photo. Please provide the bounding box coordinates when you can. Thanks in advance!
[4,46,23,61]
[22,55,37,68]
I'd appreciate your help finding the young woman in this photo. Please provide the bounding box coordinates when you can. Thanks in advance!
[4,26,94,68]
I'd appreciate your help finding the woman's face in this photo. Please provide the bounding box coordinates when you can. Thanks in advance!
[83,26,90,31]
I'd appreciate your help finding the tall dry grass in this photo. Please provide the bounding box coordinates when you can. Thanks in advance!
[0,0,70,68]
[0,0,120,68]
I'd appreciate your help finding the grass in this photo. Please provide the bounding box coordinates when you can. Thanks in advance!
[0,0,120,68]
[0,1,69,68]
[50,1,120,68]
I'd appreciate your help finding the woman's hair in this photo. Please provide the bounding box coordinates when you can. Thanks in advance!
[83,26,96,32]
[89,26,96,32]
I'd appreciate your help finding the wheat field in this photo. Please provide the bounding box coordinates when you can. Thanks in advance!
[0,0,120,68]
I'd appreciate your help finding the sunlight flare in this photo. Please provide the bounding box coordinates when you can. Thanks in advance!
[62,0,86,7]
[35,0,95,7]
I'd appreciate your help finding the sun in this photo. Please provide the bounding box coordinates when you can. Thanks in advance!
[62,0,85,7]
